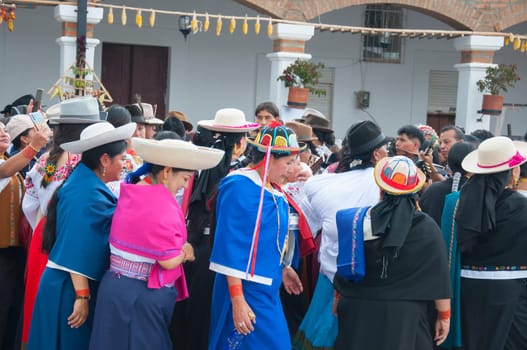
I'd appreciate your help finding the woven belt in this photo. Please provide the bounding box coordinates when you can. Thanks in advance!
[109,254,153,281]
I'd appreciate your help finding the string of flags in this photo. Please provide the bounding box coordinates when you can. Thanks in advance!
[5,0,527,52]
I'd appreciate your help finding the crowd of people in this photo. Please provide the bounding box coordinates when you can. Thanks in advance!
[1,93,527,350]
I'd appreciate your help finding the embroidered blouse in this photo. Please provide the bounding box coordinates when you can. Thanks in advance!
[22,153,80,229]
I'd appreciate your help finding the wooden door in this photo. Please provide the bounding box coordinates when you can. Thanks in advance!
[101,43,168,119]
[426,113,456,135]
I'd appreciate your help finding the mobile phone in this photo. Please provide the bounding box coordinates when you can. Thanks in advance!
[33,88,44,112]
[424,144,433,156]
[29,111,48,132]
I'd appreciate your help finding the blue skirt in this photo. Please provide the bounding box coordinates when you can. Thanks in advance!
[208,273,291,350]
[89,270,177,350]
[293,274,337,349]
[28,267,98,350]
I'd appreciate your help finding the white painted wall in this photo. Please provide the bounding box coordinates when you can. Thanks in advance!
[1,1,526,138]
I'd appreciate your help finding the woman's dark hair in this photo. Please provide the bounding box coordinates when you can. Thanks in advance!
[42,139,127,253]
[80,140,127,170]
[448,142,476,174]
[520,162,527,178]
[313,129,336,147]
[41,123,89,188]
[249,147,293,164]
[154,130,183,141]
[11,128,31,151]
[187,127,249,245]
[470,129,494,142]
[106,105,132,127]
[254,101,280,118]
[162,116,186,139]
[335,141,385,173]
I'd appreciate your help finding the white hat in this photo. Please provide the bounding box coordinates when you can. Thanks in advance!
[141,103,164,125]
[6,114,34,140]
[462,136,527,174]
[48,97,104,125]
[132,137,224,170]
[198,108,259,133]
[61,121,136,154]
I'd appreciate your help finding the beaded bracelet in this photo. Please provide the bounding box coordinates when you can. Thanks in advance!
[438,309,451,320]
[21,145,38,160]
[75,295,91,301]
[229,284,243,298]
[28,143,39,152]
[75,288,90,297]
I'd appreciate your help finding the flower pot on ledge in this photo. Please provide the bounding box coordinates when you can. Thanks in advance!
[481,94,504,116]
[287,87,309,109]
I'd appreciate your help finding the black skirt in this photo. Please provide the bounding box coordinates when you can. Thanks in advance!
[461,278,527,350]
[335,297,434,350]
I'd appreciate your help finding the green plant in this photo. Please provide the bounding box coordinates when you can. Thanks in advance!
[476,64,520,95]
[277,59,326,96]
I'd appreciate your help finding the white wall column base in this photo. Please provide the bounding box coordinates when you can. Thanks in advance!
[266,23,315,110]
[54,4,103,78]
[453,35,503,133]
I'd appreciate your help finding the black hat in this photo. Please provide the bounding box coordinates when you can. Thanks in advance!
[1,94,35,115]
[346,120,388,157]
[124,103,146,124]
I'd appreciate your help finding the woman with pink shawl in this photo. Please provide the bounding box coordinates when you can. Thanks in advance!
[89,137,224,350]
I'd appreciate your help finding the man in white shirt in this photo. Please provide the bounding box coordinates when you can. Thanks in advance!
[294,120,389,349]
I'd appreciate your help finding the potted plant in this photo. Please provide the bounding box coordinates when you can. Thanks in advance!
[277,59,325,108]
[476,64,520,115]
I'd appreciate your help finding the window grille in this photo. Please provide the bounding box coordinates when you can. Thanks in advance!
[362,5,403,63]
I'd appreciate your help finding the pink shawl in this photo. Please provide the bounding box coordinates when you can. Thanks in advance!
[110,183,188,300]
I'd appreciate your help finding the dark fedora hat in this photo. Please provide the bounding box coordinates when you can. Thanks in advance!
[1,94,35,115]
[124,103,146,124]
[346,120,388,157]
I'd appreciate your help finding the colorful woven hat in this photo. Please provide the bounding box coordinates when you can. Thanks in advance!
[374,155,426,195]
[246,121,306,154]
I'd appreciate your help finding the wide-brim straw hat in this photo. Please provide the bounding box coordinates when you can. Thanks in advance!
[246,122,307,155]
[198,108,259,133]
[462,136,527,174]
[374,155,426,195]
[132,137,224,170]
[47,97,105,125]
[61,121,136,154]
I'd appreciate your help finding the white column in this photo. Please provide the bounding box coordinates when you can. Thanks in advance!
[54,4,103,75]
[453,35,503,133]
[56,37,100,77]
[266,23,315,108]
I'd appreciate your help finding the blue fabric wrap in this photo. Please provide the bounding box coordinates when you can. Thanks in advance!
[208,173,291,350]
[440,191,462,349]
[48,163,117,281]
[336,206,370,283]
[210,173,289,282]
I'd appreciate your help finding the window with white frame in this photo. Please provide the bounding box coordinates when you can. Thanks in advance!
[362,5,403,63]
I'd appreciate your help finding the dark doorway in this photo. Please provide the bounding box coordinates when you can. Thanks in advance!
[426,113,456,135]
[101,43,169,119]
